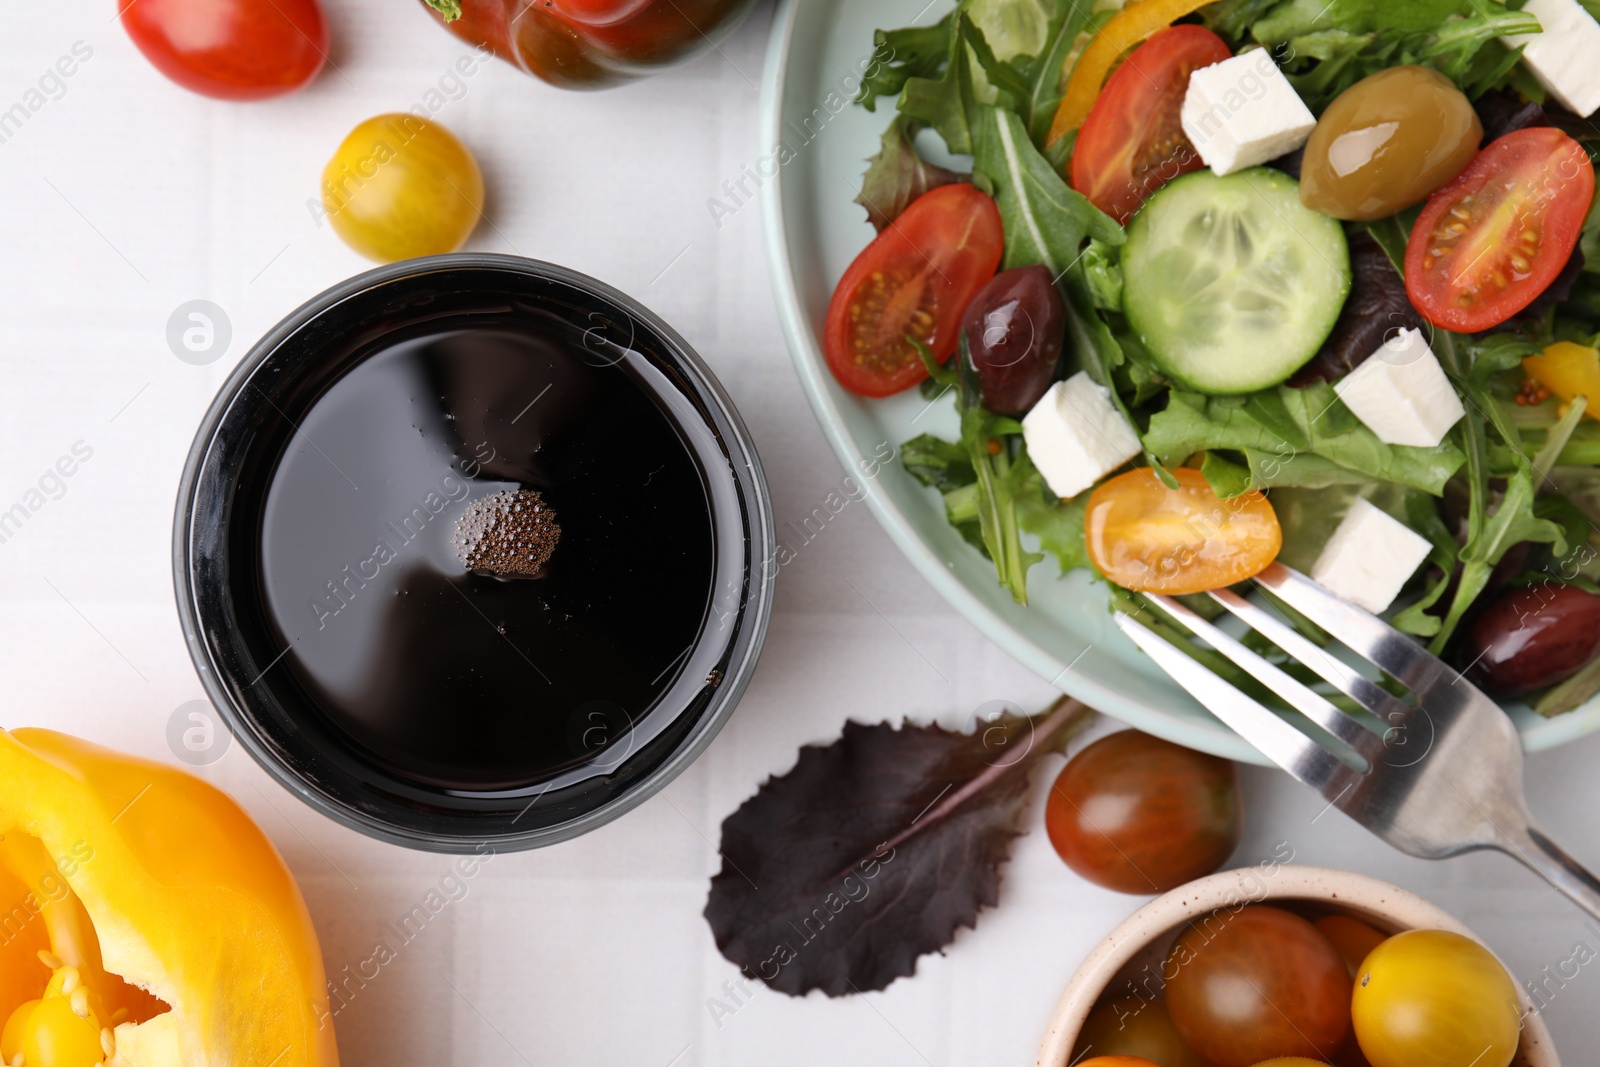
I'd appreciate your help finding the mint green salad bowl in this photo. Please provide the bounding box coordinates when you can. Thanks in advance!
[758,0,1600,764]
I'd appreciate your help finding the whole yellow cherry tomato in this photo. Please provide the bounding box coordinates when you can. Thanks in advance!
[1351,930,1520,1067]
[1086,467,1282,595]
[321,113,484,263]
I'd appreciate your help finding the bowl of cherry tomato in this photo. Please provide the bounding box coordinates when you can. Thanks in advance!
[1034,865,1555,1067]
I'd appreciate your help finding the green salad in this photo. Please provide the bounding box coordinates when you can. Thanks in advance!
[822,0,1600,714]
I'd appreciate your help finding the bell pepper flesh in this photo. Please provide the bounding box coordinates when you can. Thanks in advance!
[1524,341,1600,420]
[0,729,339,1067]
[1046,0,1216,145]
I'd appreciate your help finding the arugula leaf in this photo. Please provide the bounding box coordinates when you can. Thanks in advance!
[1203,0,1291,40]
[960,7,1036,106]
[900,16,986,155]
[1439,465,1566,646]
[1017,488,1090,573]
[1145,386,1466,495]
[899,13,1033,158]
[1389,490,1464,638]
[1535,650,1600,716]
[1416,331,1569,650]
[958,360,1044,602]
[1016,0,1100,142]
[970,104,1123,270]
[857,16,956,113]
[1251,0,1479,39]
[855,115,964,232]
[901,432,975,492]
[966,103,1169,480]
[1252,4,1541,110]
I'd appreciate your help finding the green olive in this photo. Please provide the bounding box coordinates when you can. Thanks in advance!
[1300,65,1482,221]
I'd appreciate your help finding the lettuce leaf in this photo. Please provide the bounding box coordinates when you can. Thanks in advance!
[1251,0,1494,39]
[857,16,956,113]
[1235,1,1540,111]
[855,115,963,232]
[1144,385,1466,495]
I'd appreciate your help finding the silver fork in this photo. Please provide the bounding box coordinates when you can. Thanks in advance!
[1113,561,1600,921]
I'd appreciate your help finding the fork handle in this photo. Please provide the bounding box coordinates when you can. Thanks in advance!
[1504,824,1600,922]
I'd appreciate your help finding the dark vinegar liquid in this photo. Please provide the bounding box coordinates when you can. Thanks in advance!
[256,323,715,790]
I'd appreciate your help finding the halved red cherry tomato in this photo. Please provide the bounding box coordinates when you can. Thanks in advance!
[1086,468,1281,595]
[1070,25,1231,224]
[824,184,1004,397]
[1405,127,1595,333]
[118,0,327,100]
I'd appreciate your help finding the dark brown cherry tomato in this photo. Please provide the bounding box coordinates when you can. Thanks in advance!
[1405,127,1595,333]
[824,184,1004,397]
[1165,905,1352,1067]
[1045,730,1241,894]
[962,265,1064,417]
[1459,582,1600,696]
[1314,914,1387,978]
[119,0,327,101]
[1070,25,1232,223]
[1074,997,1206,1067]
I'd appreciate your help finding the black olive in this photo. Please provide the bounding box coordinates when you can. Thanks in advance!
[961,265,1064,418]
[1459,583,1600,697]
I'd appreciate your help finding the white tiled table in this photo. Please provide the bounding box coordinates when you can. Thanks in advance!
[2,3,1598,1062]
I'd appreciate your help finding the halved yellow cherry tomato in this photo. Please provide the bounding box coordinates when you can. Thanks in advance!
[1523,340,1600,420]
[1086,467,1281,595]
[321,113,484,263]
[1046,0,1215,145]
[1351,930,1520,1067]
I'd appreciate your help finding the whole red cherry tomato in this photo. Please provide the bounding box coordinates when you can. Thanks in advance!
[1045,730,1241,894]
[1165,905,1352,1067]
[118,0,327,101]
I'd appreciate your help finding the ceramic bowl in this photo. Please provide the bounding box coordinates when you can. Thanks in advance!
[1034,865,1557,1067]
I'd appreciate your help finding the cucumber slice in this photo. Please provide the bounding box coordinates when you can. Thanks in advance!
[1121,168,1351,395]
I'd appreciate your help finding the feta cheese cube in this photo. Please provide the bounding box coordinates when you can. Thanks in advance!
[1334,328,1465,449]
[1180,51,1316,176]
[1504,0,1600,118]
[1022,372,1142,499]
[1311,498,1433,614]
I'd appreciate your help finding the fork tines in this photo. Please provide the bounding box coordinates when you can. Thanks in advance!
[1110,561,1472,805]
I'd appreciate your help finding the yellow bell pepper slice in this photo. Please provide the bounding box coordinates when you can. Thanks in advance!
[1046,0,1217,145]
[1523,340,1600,420]
[0,728,339,1067]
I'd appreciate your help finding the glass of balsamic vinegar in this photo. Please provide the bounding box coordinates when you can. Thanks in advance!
[176,256,773,852]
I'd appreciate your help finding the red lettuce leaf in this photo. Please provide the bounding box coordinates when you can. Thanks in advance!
[703,698,1090,997]
[855,114,964,233]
